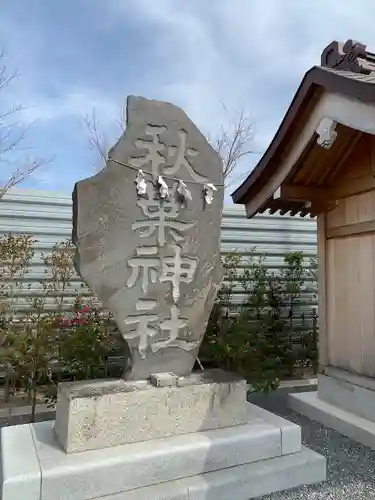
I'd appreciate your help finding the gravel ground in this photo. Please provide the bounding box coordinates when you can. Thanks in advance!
[259,407,375,500]
[2,392,375,499]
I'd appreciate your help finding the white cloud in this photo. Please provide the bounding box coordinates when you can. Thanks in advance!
[19,90,120,125]
[108,0,375,122]
[4,0,375,192]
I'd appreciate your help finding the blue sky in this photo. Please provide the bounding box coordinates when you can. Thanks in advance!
[1,1,375,196]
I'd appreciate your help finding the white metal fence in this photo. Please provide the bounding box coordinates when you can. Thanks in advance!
[0,188,317,312]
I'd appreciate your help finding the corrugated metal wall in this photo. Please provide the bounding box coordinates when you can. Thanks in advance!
[0,188,317,312]
[221,206,317,309]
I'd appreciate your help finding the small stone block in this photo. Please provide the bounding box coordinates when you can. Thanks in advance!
[54,369,249,453]
[149,372,178,387]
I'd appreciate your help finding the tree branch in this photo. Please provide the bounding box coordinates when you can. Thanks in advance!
[0,47,50,199]
[81,110,109,166]
[83,101,256,185]
[81,107,127,172]
[207,104,256,186]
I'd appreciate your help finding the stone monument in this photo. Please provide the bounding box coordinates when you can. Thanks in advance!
[72,95,224,380]
[0,96,326,500]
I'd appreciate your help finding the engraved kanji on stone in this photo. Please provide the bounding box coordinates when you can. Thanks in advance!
[126,246,159,293]
[123,299,159,358]
[132,196,195,247]
[129,124,207,183]
[151,304,189,352]
[98,214,109,261]
[160,244,197,303]
[166,129,208,183]
[128,125,167,179]
[72,95,224,381]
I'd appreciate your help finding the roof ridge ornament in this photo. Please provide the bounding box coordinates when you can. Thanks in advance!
[321,39,374,74]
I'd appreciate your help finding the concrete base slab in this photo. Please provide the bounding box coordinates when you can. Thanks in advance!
[245,400,302,455]
[89,447,326,500]
[0,402,326,500]
[35,419,283,500]
[0,424,41,500]
[289,390,375,448]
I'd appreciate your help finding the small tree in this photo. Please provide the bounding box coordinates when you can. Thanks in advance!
[216,251,241,314]
[0,233,35,322]
[282,252,305,312]
[201,249,316,391]
[40,239,76,312]
[0,233,36,401]
[203,252,242,370]
[0,236,78,418]
[4,314,57,421]
[58,297,115,381]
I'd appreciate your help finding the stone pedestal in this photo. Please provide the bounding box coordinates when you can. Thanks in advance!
[289,367,375,449]
[54,370,249,453]
[1,370,326,500]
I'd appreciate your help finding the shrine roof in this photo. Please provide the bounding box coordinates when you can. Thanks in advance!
[231,40,375,212]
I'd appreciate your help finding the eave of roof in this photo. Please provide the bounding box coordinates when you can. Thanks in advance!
[232,40,375,206]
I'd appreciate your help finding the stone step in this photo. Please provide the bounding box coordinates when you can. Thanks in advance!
[318,373,375,423]
[1,402,326,500]
[2,419,281,500]
[89,446,326,500]
[289,390,375,449]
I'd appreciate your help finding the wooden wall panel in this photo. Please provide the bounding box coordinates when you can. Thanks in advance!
[323,136,375,378]
[326,233,375,377]
[337,134,371,182]
[326,191,375,230]
[327,135,375,230]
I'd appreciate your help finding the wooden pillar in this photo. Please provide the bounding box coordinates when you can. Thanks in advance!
[317,212,328,372]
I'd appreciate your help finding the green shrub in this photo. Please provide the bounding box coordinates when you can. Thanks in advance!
[57,296,115,381]
[0,230,318,412]
[200,249,318,392]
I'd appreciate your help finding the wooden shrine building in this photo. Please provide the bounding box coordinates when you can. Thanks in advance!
[232,39,375,446]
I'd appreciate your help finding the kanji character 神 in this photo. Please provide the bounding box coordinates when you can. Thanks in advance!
[160,244,197,303]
